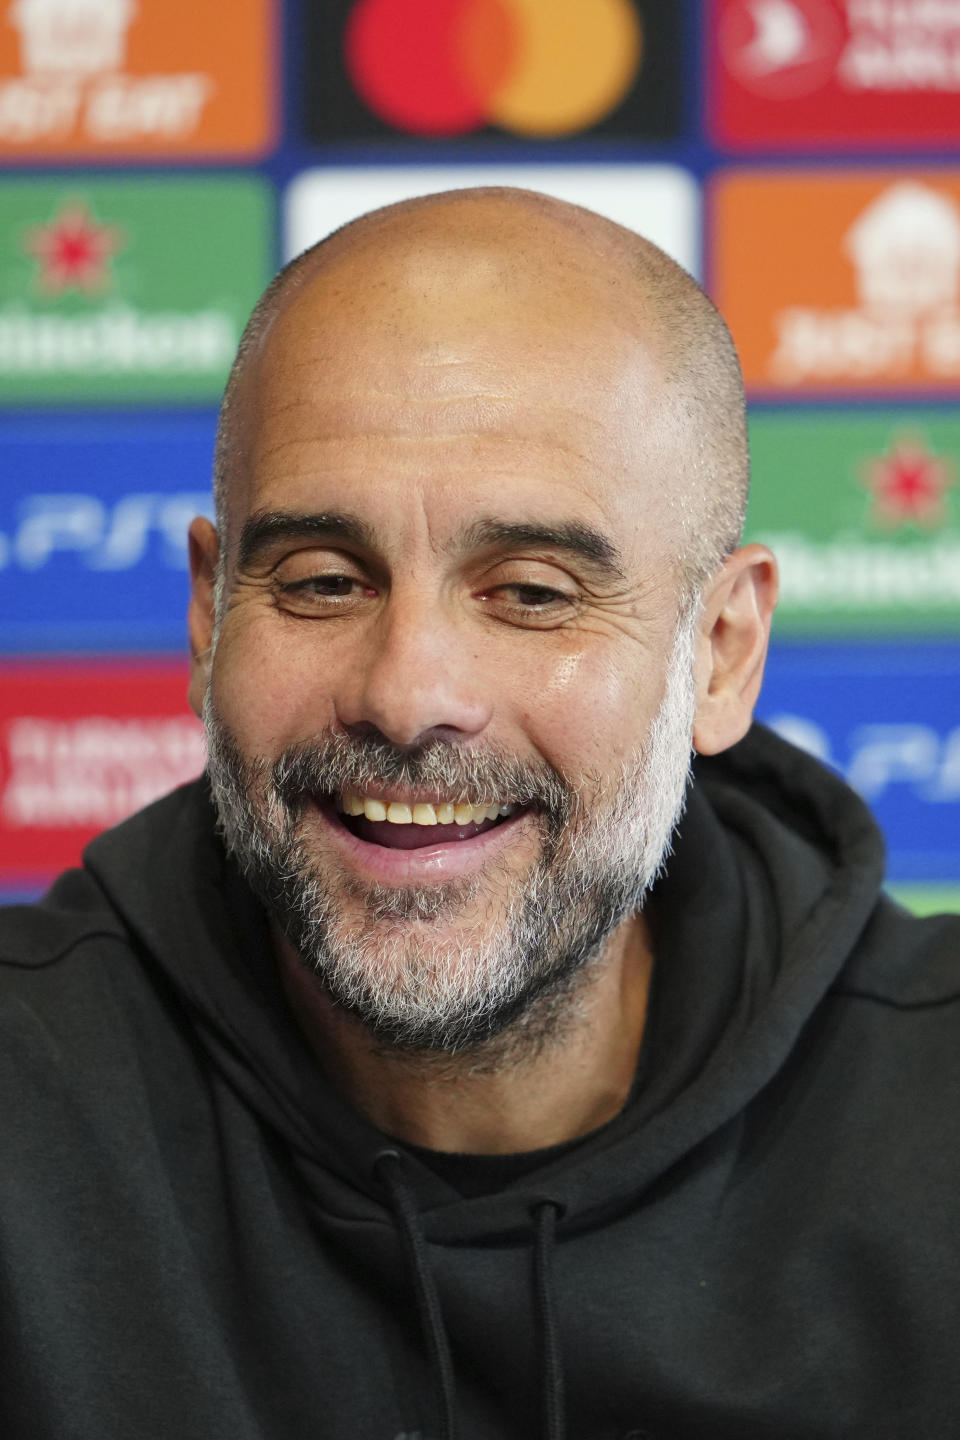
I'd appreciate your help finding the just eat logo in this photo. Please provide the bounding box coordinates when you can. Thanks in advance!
[712,169,960,394]
[0,0,276,158]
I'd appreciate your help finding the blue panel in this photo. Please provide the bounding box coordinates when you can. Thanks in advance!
[0,888,43,907]
[758,643,960,881]
[0,414,215,653]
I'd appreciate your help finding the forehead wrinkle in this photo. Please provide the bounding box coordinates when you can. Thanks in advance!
[249,398,629,464]
[247,436,628,513]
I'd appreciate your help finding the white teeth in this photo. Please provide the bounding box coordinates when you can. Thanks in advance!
[339,793,518,825]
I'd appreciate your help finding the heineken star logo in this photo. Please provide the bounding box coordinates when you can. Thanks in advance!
[23,198,124,295]
[861,434,956,529]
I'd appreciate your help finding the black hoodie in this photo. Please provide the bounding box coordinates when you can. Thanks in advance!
[1,724,958,1440]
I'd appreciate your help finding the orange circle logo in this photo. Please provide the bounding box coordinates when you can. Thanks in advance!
[344,0,643,138]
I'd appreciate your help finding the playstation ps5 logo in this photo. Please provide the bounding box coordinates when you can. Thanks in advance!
[769,714,960,804]
[0,491,211,571]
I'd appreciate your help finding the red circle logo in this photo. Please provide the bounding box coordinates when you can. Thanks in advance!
[719,0,844,101]
[345,0,643,138]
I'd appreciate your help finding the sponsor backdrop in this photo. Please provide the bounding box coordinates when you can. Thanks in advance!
[1,0,958,911]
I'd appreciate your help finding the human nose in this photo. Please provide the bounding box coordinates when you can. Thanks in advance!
[334,594,494,747]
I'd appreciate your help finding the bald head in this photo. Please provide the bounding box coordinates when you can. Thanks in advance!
[213,187,748,607]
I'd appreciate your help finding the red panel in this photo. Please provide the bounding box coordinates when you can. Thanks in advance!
[708,0,960,151]
[0,661,204,884]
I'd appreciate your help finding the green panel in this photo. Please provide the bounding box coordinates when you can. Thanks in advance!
[0,177,273,403]
[745,409,960,636]
[885,884,960,917]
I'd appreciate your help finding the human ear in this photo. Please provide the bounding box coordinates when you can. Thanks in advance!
[187,516,220,721]
[691,543,778,756]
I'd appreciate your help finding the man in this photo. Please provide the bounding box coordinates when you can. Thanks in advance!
[1,188,958,1440]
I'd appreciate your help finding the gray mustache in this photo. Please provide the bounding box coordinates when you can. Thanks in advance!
[270,731,576,828]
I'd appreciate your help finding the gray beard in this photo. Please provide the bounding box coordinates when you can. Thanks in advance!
[204,616,697,1057]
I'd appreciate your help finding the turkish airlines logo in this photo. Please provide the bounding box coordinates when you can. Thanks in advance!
[1,714,205,830]
[718,0,960,100]
[0,662,204,876]
[720,0,843,97]
[343,0,643,136]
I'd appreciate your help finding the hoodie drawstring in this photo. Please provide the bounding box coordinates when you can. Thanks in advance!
[376,1150,568,1440]
[376,1150,458,1440]
[532,1200,567,1440]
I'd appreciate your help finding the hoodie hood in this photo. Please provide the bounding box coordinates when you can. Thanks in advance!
[81,722,885,1246]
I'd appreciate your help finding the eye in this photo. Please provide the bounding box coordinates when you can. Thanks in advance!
[274,571,377,615]
[295,574,355,596]
[506,584,569,608]
[476,578,579,629]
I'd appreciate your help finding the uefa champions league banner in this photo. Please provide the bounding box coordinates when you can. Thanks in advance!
[0,0,959,904]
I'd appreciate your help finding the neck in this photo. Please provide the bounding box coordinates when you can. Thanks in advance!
[275,913,655,1155]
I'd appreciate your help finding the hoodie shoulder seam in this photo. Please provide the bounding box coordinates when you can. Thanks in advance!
[0,925,129,973]
[831,982,960,1011]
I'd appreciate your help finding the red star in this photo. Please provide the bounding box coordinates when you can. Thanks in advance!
[24,198,124,296]
[861,435,955,530]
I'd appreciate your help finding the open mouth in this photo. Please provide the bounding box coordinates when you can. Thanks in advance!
[322,792,530,852]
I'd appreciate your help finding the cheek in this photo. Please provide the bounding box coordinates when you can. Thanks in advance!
[515,644,661,772]
[209,622,338,754]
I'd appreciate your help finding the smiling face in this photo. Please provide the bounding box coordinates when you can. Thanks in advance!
[190,195,721,1052]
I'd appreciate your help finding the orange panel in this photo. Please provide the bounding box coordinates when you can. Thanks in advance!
[0,0,276,159]
[712,170,960,395]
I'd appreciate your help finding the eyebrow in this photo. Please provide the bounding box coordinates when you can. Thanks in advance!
[460,518,626,581]
[236,508,626,583]
[237,511,375,569]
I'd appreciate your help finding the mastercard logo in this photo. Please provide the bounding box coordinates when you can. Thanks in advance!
[344,0,643,138]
